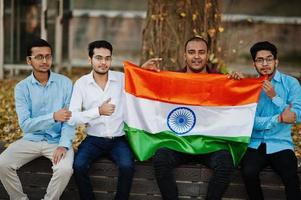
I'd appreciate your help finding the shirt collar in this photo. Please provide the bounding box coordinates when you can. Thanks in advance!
[87,70,118,84]
[271,70,281,82]
[30,71,55,85]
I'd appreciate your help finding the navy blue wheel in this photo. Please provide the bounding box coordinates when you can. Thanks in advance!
[167,107,196,135]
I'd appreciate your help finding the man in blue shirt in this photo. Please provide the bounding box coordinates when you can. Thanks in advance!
[241,41,301,200]
[0,38,75,200]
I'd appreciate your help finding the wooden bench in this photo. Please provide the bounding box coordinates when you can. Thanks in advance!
[0,143,300,200]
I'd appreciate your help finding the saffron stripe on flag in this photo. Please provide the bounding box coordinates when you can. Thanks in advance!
[124,61,265,106]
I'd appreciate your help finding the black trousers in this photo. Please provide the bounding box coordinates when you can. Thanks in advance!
[153,148,234,200]
[241,143,301,200]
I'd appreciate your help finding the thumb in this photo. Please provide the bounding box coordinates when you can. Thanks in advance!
[287,103,292,110]
[104,98,111,104]
[284,104,292,112]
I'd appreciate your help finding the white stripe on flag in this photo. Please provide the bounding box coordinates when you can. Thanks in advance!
[125,93,257,137]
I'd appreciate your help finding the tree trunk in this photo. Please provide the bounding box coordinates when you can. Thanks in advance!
[141,0,221,71]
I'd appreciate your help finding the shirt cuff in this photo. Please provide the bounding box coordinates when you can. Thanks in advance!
[58,140,72,150]
[91,107,100,117]
[271,115,280,125]
[51,112,57,123]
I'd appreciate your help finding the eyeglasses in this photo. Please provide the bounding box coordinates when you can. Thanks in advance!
[28,54,53,61]
[255,57,274,65]
[93,55,112,62]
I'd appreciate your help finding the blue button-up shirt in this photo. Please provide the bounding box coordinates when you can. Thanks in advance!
[249,70,301,154]
[14,72,75,149]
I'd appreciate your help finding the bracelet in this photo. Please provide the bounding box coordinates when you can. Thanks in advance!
[279,114,283,123]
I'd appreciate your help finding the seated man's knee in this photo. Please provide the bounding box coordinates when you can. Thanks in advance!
[0,158,12,176]
[241,164,260,180]
[152,148,177,179]
[55,163,73,177]
[153,148,173,166]
[119,162,135,175]
[213,151,235,173]
[73,159,88,174]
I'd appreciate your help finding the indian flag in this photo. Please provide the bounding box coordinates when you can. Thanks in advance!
[123,61,264,166]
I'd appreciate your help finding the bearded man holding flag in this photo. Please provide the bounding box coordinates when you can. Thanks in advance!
[123,36,264,200]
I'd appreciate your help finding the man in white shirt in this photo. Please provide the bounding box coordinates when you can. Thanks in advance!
[68,40,135,200]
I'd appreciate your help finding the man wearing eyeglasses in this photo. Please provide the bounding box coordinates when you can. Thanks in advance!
[0,38,75,200]
[68,40,134,200]
[241,41,301,200]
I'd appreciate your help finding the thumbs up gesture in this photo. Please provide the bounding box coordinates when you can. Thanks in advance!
[280,104,296,124]
[98,98,116,116]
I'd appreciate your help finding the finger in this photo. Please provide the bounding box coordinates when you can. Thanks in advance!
[262,87,268,92]
[284,106,290,112]
[53,153,58,165]
[263,80,271,85]
[150,57,162,62]
[55,155,62,165]
[237,72,244,78]
[152,58,162,70]
[62,151,66,159]
[265,81,273,88]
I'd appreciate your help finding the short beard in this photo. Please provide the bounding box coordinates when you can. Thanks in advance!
[256,66,276,79]
[186,65,206,73]
[94,69,108,75]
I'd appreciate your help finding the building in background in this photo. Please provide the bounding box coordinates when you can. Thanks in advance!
[0,0,300,79]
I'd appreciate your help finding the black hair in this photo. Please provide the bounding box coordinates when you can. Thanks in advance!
[26,38,52,56]
[88,40,113,58]
[184,36,209,52]
[250,41,277,61]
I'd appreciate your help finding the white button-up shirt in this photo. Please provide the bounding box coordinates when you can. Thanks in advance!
[69,70,125,137]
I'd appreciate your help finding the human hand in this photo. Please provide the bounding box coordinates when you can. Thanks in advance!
[227,71,245,80]
[52,146,67,165]
[54,108,72,122]
[98,98,115,116]
[280,105,296,124]
[141,58,162,72]
[262,80,276,99]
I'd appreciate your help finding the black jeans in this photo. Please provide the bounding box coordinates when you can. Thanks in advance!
[153,148,234,200]
[73,136,135,200]
[241,143,301,200]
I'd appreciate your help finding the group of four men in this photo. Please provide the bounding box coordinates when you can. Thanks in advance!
[0,37,300,200]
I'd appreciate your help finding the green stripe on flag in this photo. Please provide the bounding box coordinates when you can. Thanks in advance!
[124,123,250,166]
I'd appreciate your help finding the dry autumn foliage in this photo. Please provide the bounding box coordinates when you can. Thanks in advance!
[1,78,301,157]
